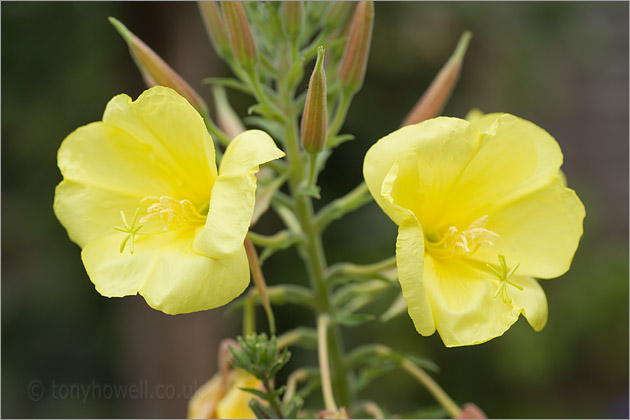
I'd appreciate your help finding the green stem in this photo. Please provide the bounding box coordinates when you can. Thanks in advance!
[263,378,285,418]
[372,345,462,418]
[317,314,338,412]
[327,90,353,142]
[328,255,397,279]
[278,50,352,409]
[247,230,294,248]
[315,182,372,231]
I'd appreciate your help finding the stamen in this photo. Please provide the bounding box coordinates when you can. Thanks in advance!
[113,207,144,254]
[138,196,207,231]
[427,215,499,259]
[487,254,523,304]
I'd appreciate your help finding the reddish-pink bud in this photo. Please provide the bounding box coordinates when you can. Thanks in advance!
[108,17,208,116]
[456,403,487,419]
[401,31,472,127]
[301,47,328,154]
[221,1,258,68]
[198,1,232,58]
[338,1,374,93]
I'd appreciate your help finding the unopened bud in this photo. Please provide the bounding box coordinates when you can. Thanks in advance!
[301,46,327,154]
[198,1,232,58]
[221,1,258,68]
[283,2,304,39]
[338,1,374,93]
[108,17,208,116]
[456,403,487,419]
[324,2,355,30]
[401,30,472,126]
[212,86,245,139]
[308,1,330,26]
[318,407,350,419]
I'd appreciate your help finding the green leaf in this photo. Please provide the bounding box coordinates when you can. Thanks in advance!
[283,395,304,419]
[240,387,272,401]
[202,77,252,94]
[332,311,375,327]
[327,133,355,148]
[249,398,276,419]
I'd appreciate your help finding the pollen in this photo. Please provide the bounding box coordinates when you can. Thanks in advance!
[427,215,499,259]
[488,254,523,304]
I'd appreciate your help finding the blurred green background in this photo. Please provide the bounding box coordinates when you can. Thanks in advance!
[2,1,628,418]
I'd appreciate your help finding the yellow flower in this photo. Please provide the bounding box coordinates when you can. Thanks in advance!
[363,113,585,347]
[188,369,261,419]
[53,86,284,314]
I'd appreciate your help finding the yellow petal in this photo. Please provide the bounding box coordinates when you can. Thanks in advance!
[188,375,222,419]
[57,122,174,198]
[448,113,563,225]
[54,180,146,248]
[363,117,478,228]
[473,177,585,279]
[422,256,547,347]
[216,371,259,419]
[395,221,435,336]
[81,227,249,314]
[102,86,217,203]
[194,130,285,257]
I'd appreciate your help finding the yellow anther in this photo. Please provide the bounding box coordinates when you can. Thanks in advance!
[427,215,499,259]
[488,254,523,304]
[113,207,144,254]
[139,196,206,231]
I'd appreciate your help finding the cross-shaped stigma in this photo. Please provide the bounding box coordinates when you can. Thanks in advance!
[113,207,144,254]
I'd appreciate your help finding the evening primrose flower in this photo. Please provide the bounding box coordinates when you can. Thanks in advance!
[53,86,284,314]
[363,113,585,347]
[188,369,261,419]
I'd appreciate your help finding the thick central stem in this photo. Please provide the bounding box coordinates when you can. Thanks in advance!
[279,74,352,410]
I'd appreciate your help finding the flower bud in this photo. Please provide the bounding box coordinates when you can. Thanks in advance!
[198,1,232,58]
[308,1,330,26]
[212,86,245,139]
[338,1,374,93]
[221,1,258,69]
[283,2,304,39]
[108,17,208,116]
[301,46,328,154]
[324,2,354,31]
[456,403,487,419]
[401,31,472,127]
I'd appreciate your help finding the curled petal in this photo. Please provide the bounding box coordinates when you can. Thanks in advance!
[194,130,285,257]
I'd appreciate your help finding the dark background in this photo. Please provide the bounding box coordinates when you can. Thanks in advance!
[2,2,628,418]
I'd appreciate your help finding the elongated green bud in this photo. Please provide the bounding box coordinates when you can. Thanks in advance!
[283,2,304,39]
[221,1,257,68]
[401,31,472,126]
[324,1,354,30]
[108,17,208,116]
[308,1,330,26]
[198,1,232,58]
[338,1,374,93]
[301,47,327,154]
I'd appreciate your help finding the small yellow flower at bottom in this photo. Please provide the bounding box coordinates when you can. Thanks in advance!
[363,113,585,346]
[53,86,284,314]
[188,369,261,419]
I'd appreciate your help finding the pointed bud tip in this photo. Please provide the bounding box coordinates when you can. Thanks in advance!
[453,30,473,61]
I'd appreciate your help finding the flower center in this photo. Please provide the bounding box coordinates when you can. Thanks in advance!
[113,195,207,254]
[425,215,499,259]
[139,195,207,230]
